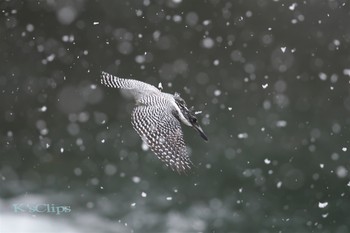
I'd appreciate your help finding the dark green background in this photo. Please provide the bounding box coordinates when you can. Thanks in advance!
[1,0,350,232]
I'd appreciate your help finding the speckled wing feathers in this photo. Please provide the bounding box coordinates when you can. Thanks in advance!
[132,105,192,173]
[101,71,159,92]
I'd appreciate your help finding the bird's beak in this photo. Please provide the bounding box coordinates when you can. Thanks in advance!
[193,124,208,141]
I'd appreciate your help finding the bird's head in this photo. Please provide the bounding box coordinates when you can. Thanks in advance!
[174,93,208,141]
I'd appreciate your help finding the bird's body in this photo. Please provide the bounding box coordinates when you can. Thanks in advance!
[101,71,207,173]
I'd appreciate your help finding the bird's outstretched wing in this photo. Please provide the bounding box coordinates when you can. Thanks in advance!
[101,71,160,92]
[131,104,192,173]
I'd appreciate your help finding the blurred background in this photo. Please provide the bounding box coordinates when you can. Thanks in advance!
[1,0,350,232]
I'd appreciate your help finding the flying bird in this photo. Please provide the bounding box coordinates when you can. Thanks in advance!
[101,71,208,173]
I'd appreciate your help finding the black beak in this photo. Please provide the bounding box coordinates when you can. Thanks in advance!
[193,124,208,141]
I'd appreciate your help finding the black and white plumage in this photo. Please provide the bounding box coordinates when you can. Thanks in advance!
[101,71,208,173]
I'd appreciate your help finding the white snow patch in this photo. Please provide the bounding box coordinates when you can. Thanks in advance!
[201,37,214,49]
[276,120,287,127]
[277,181,282,188]
[135,9,143,17]
[47,54,55,62]
[62,35,75,42]
[319,72,327,81]
[238,133,248,139]
[343,69,350,77]
[203,20,211,26]
[264,158,271,164]
[26,24,34,32]
[214,89,221,96]
[336,166,348,178]
[333,39,340,46]
[318,202,328,208]
[132,176,141,183]
[173,15,182,23]
[289,3,297,11]
[38,106,47,112]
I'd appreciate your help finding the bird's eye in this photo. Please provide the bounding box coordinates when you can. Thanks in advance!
[191,117,197,123]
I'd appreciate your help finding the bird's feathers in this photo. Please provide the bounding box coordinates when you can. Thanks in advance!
[101,71,193,173]
[101,71,159,92]
[132,105,192,173]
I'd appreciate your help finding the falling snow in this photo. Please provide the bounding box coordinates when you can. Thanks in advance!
[343,69,350,77]
[289,3,297,11]
[264,158,271,165]
[277,181,282,189]
[201,37,215,49]
[276,120,287,128]
[213,89,221,96]
[1,1,349,232]
[238,133,248,139]
[38,106,47,112]
[318,202,328,208]
[132,176,141,183]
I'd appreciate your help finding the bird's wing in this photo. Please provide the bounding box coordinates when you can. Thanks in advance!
[101,71,160,92]
[131,104,192,173]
